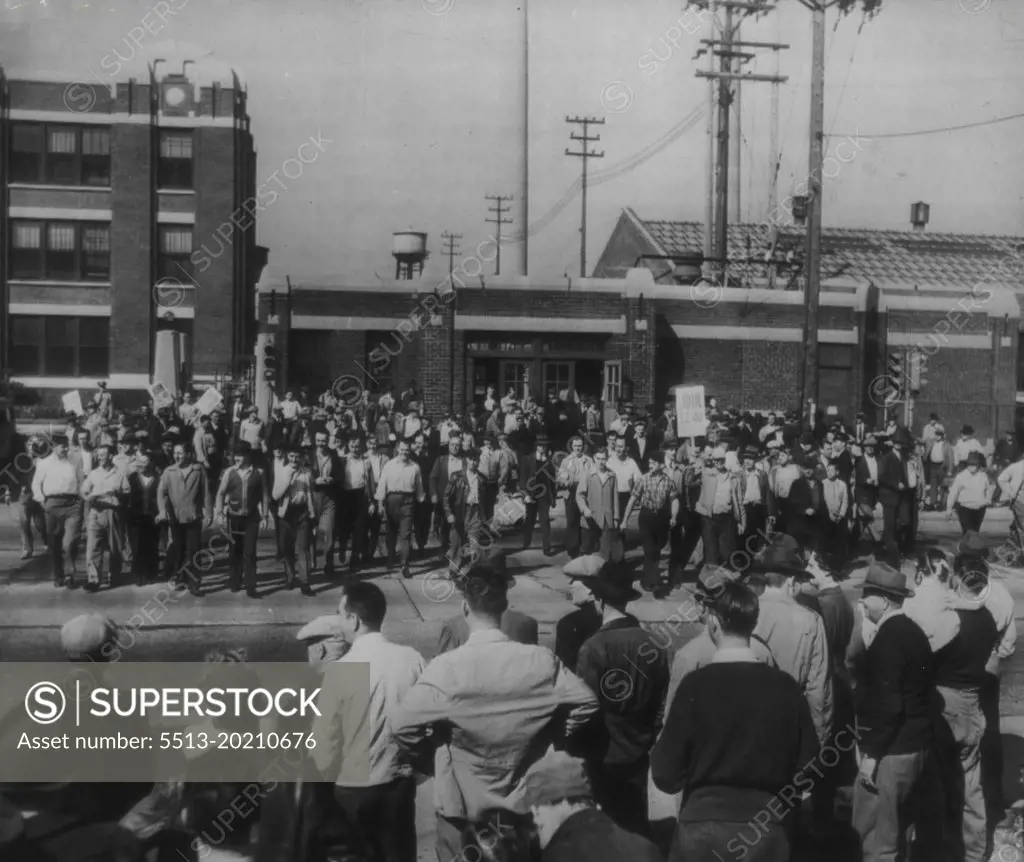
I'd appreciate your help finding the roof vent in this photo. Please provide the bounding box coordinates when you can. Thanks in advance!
[910,201,930,231]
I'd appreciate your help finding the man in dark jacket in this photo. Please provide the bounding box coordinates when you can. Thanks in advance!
[575,562,668,835]
[429,435,464,556]
[521,748,662,862]
[554,564,603,671]
[519,435,556,555]
[853,561,935,861]
[878,434,909,557]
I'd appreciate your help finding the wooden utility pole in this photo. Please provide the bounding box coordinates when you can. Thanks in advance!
[800,2,826,423]
[484,195,512,275]
[697,4,783,284]
[565,116,605,278]
[731,18,742,225]
[441,231,462,280]
[703,1,718,277]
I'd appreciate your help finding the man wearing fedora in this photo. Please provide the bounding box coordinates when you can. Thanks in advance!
[954,425,985,473]
[737,445,770,558]
[853,434,883,548]
[745,542,833,749]
[878,427,912,556]
[520,435,556,556]
[652,581,818,862]
[946,451,994,533]
[575,561,669,836]
[853,561,934,862]
[555,561,604,671]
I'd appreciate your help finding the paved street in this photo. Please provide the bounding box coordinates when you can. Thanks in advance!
[2,503,1023,860]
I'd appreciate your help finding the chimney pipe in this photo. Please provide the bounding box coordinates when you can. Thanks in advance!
[910,201,930,231]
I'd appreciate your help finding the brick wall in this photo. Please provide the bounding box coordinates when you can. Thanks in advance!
[192,127,237,376]
[109,124,153,375]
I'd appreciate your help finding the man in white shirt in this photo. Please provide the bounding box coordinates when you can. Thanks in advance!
[922,413,944,448]
[609,437,642,521]
[312,583,425,862]
[953,425,985,471]
[179,391,200,427]
[81,440,130,592]
[279,390,300,422]
[33,434,83,588]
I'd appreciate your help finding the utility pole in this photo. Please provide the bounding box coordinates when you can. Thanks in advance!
[484,196,513,275]
[731,18,742,226]
[697,4,784,284]
[768,46,781,289]
[565,115,605,278]
[441,231,462,280]
[703,1,718,278]
[800,1,826,424]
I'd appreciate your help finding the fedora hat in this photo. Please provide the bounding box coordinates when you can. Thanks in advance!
[892,427,914,448]
[740,445,760,460]
[748,536,808,579]
[860,560,914,599]
[863,434,878,447]
[581,561,641,604]
[966,450,986,467]
[692,564,741,605]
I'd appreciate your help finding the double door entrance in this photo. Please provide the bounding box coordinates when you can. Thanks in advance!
[472,358,620,411]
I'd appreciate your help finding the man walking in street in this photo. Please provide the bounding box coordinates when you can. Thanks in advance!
[215,441,270,599]
[271,446,316,596]
[576,448,620,559]
[695,446,744,568]
[391,564,600,862]
[621,448,679,592]
[443,448,488,578]
[520,435,556,555]
[80,440,129,592]
[429,434,464,558]
[947,451,994,533]
[375,439,424,579]
[557,436,593,559]
[157,441,205,596]
[310,431,341,577]
[32,434,83,589]
[338,435,375,575]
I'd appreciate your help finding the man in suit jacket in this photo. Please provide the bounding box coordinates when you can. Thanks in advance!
[337,435,377,574]
[627,418,658,474]
[576,448,621,559]
[444,448,489,577]
[310,431,343,576]
[694,446,745,568]
[924,427,955,510]
[878,432,911,556]
[853,435,883,545]
[519,435,557,555]
[787,454,824,553]
[429,436,465,556]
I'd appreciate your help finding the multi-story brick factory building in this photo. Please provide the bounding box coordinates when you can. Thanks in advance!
[0,63,266,408]
[258,209,1024,444]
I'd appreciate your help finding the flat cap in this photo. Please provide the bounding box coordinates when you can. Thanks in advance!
[61,613,121,659]
[519,748,593,808]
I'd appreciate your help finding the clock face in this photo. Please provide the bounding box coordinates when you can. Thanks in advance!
[164,86,186,107]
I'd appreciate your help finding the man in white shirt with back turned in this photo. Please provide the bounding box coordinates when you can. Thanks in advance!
[312,582,425,862]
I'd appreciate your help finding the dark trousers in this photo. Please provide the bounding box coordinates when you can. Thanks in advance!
[820,516,850,565]
[434,501,452,552]
[44,496,81,582]
[165,520,202,583]
[450,505,485,576]
[279,511,310,586]
[337,488,368,564]
[739,502,768,558]
[980,672,1004,817]
[19,497,46,554]
[592,764,648,837]
[227,516,260,591]
[313,492,336,570]
[926,461,948,508]
[882,503,899,552]
[333,777,417,862]
[617,491,632,524]
[564,494,583,558]
[482,482,499,521]
[129,515,160,580]
[956,505,986,534]
[670,509,703,576]
[582,519,618,559]
[522,501,552,551]
[366,508,383,562]
[638,508,670,587]
[788,513,818,553]
[672,818,790,862]
[852,749,930,862]
[413,497,432,552]
[273,513,284,559]
[384,493,415,566]
[701,512,736,568]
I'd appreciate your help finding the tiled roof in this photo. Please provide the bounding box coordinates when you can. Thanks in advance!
[637,213,1024,288]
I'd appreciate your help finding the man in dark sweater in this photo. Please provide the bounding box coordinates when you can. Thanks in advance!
[853,561,934,862]
[521,748,662,862]
[575,562,668,836]
[934,555,999,862]
[554,566,603,672]
[652,581,817,861]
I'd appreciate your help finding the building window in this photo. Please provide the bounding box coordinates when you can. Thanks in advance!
[159,227,193,281]
[9,315,109,377]
[8,122,110,186]
[158,132,193,189]
[8,220,110,282]
[543,362,573,398]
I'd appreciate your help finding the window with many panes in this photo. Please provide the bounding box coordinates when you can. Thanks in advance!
[158,227,193,281]
[8,221,110,282]
[8,123,111,186]
[158,132,193,189]
[9,316,109,377]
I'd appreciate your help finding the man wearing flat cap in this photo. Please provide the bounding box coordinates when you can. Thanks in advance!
[946,450,994,534]
[519,435,556,555]
[852,561,933,861]
[518,748,662,862]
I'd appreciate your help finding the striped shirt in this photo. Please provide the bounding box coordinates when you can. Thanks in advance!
[630,470,677,512]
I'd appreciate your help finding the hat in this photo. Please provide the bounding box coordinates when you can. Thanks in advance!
[863,434,878,447]
[966,451,986,467]
[962,425,974,435]
[860,560,914,599]
[519,748,593,808]
[692,564,741,605]
[748,537,808,579]
[296,615,348,642]
[740,446,759,460]
[633,416,648,427]
[892,427,914,448]
[61,613,122,659]
[579,561,641,604]
[535,434,550,446]
[799,431,814,445]
[766,439,782,451]
[233,440,253,455]
[51,433,69,446]
[957,531,989,559]
[484,434,497,445]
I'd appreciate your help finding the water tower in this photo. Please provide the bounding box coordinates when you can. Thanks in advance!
[393,231,428,279]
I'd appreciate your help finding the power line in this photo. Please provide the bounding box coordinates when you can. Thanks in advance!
[829,111,1024,139]
[565,115,605,278]
[484,195,513,275]
[440,231,462,280]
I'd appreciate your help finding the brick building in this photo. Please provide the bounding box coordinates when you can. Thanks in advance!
[0,64,267,408]
[256,210,1023,447]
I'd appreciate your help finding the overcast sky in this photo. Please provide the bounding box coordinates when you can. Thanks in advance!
[2,0,1022,285]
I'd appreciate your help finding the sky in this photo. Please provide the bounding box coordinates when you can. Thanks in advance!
[2,0,1022,286]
